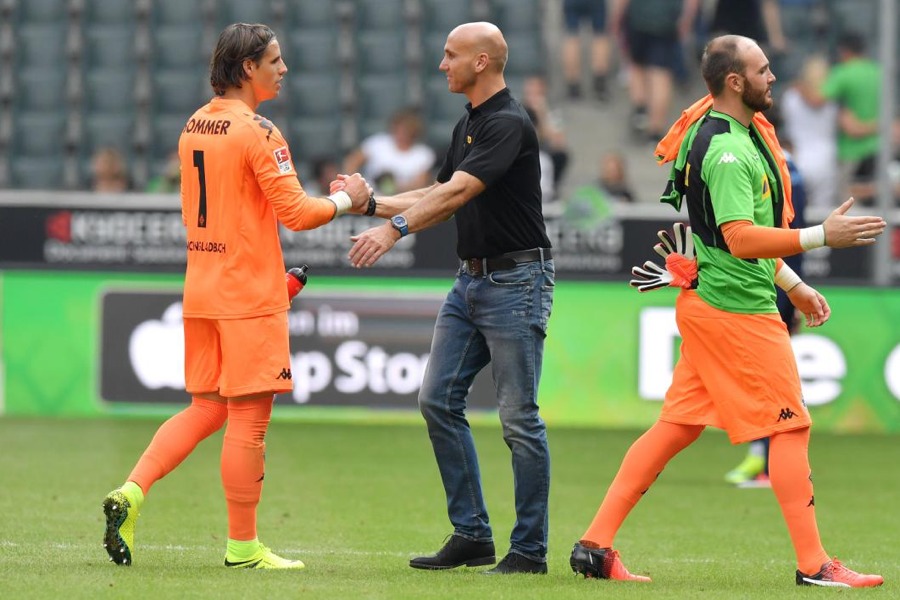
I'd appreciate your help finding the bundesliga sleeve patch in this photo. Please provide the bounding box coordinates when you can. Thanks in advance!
[273,146,293,174]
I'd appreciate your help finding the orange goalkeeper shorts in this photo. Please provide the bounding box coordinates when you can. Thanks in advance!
[184,311,293,398]
[661,290,811,444]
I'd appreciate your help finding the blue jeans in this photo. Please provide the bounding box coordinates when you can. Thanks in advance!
[418,259,554,561]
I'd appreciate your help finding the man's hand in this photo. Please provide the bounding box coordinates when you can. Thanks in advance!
[348,222,398,268]
[331,173,372,214]
[822,197,886,248]
[786,282,831,327]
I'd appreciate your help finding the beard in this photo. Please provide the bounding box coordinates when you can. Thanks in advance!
[742,83,773,113]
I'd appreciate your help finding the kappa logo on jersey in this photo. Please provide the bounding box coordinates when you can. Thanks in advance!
[718,152,738,164]
[273,146,292,174]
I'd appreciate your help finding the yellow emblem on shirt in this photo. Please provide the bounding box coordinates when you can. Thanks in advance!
[466,135,472,144]
[761,174,771,202]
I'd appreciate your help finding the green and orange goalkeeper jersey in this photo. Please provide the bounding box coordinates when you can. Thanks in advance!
[178,97,335,319]
[683,111,785,314]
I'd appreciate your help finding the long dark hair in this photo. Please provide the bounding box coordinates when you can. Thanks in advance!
[209,23,276,96]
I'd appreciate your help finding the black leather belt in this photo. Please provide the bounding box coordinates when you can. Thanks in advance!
[462,248,552,277]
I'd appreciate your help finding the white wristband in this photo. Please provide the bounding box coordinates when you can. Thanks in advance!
[774,263,803,292]
[799,225,826,251]
[326,190,352,216]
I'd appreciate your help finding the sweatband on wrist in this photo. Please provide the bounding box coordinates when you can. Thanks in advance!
[774,263,803,292]
[326,190,352,216]
[799,225,826,251]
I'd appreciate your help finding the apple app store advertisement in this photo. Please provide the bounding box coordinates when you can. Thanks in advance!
[100,290,494,409]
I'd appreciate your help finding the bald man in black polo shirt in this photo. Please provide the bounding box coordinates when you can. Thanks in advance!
[345,21,554,575]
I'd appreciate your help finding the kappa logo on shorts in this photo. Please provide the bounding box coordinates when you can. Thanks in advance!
[777,407,797,421]
[276,368,292,380]
[273,146,292,174]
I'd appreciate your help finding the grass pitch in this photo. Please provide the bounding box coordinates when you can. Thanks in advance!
[0,417,895,599]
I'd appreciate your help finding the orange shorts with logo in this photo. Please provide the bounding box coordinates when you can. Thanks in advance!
[184,312,293,398]
[661,290,811,444]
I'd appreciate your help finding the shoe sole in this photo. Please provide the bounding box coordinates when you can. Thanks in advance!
[409,556,496,570]
[102,493,132,566]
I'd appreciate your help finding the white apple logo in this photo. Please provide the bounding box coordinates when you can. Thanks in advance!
[129,302,185,389]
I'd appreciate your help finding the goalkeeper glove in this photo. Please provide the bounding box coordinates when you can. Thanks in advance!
[629,223,698,292]
[286,264,309,301]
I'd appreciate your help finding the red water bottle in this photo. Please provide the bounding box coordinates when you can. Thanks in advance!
[286,264,309,301]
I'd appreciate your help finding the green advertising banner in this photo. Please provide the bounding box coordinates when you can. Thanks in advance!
[2,270,899,432]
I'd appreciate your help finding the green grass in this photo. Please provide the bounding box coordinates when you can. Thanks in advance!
[0,418,895,599]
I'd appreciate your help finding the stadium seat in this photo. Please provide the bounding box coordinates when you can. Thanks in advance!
[283,0,340,30]
[15,69,69,112]
[289,116,343,163]
[13,111,68,157]
[152,0,206,26]
[10,156,65,189]
[83,113,136,157]
[487,0,542,34]
[153,70,208,114]
[423,76,463,122]
[15,0,71,24]
[420,0,473,34]
[151,112,189,161]
[285,29,341,73]
[85,69,136,113]
[152,26,207,70]
[287,72,343,117]
[85,25,137,69]
[82,0,137,24]
[18,24,69,68]
[355,32,407,75]
[503,33,545,77]
[353,0,408,32]
[356,74,411,122]
[421,31,450,73]
[215,0,274,29]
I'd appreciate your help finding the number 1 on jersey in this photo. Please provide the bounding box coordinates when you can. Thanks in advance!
[193,150,208,228]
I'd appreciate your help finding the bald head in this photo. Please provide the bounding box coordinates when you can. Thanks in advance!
[448,21,508,73]
[701,35,757,96]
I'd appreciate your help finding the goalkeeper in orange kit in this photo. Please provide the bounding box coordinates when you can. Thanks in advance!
[570,35,885,588]
[101,23,372,570]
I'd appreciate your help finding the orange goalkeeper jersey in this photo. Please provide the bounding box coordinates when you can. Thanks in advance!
[178,97,336,319]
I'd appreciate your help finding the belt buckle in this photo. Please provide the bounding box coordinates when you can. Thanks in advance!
[466,258,485,276]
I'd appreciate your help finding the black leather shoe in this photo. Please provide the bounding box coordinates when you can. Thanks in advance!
[484,552,548,575]
[409,535,495,570]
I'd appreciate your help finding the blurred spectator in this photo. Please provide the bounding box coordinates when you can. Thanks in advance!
[522,74,570,200]
[303,156,341,198]
[145,150,181,193]
[597,151,634,203]
[343,107,435,195]
[561,0,613,101]
[820,32,881,204]
[612,0,700,142]
[779,55,838,208]
[709,0,771,46]
[91,147,131,192]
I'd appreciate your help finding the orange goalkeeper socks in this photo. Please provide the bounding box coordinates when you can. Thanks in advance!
[221,397,273,541]
[127,397,228,494]
[581,420,703,547]
[769,427,829,574]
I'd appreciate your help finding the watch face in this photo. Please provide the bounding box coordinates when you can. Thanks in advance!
[392,215,407,228]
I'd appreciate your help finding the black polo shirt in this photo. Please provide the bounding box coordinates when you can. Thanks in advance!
[436,87,551,259]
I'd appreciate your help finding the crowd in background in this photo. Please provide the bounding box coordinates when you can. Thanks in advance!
[78,0,897,211]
